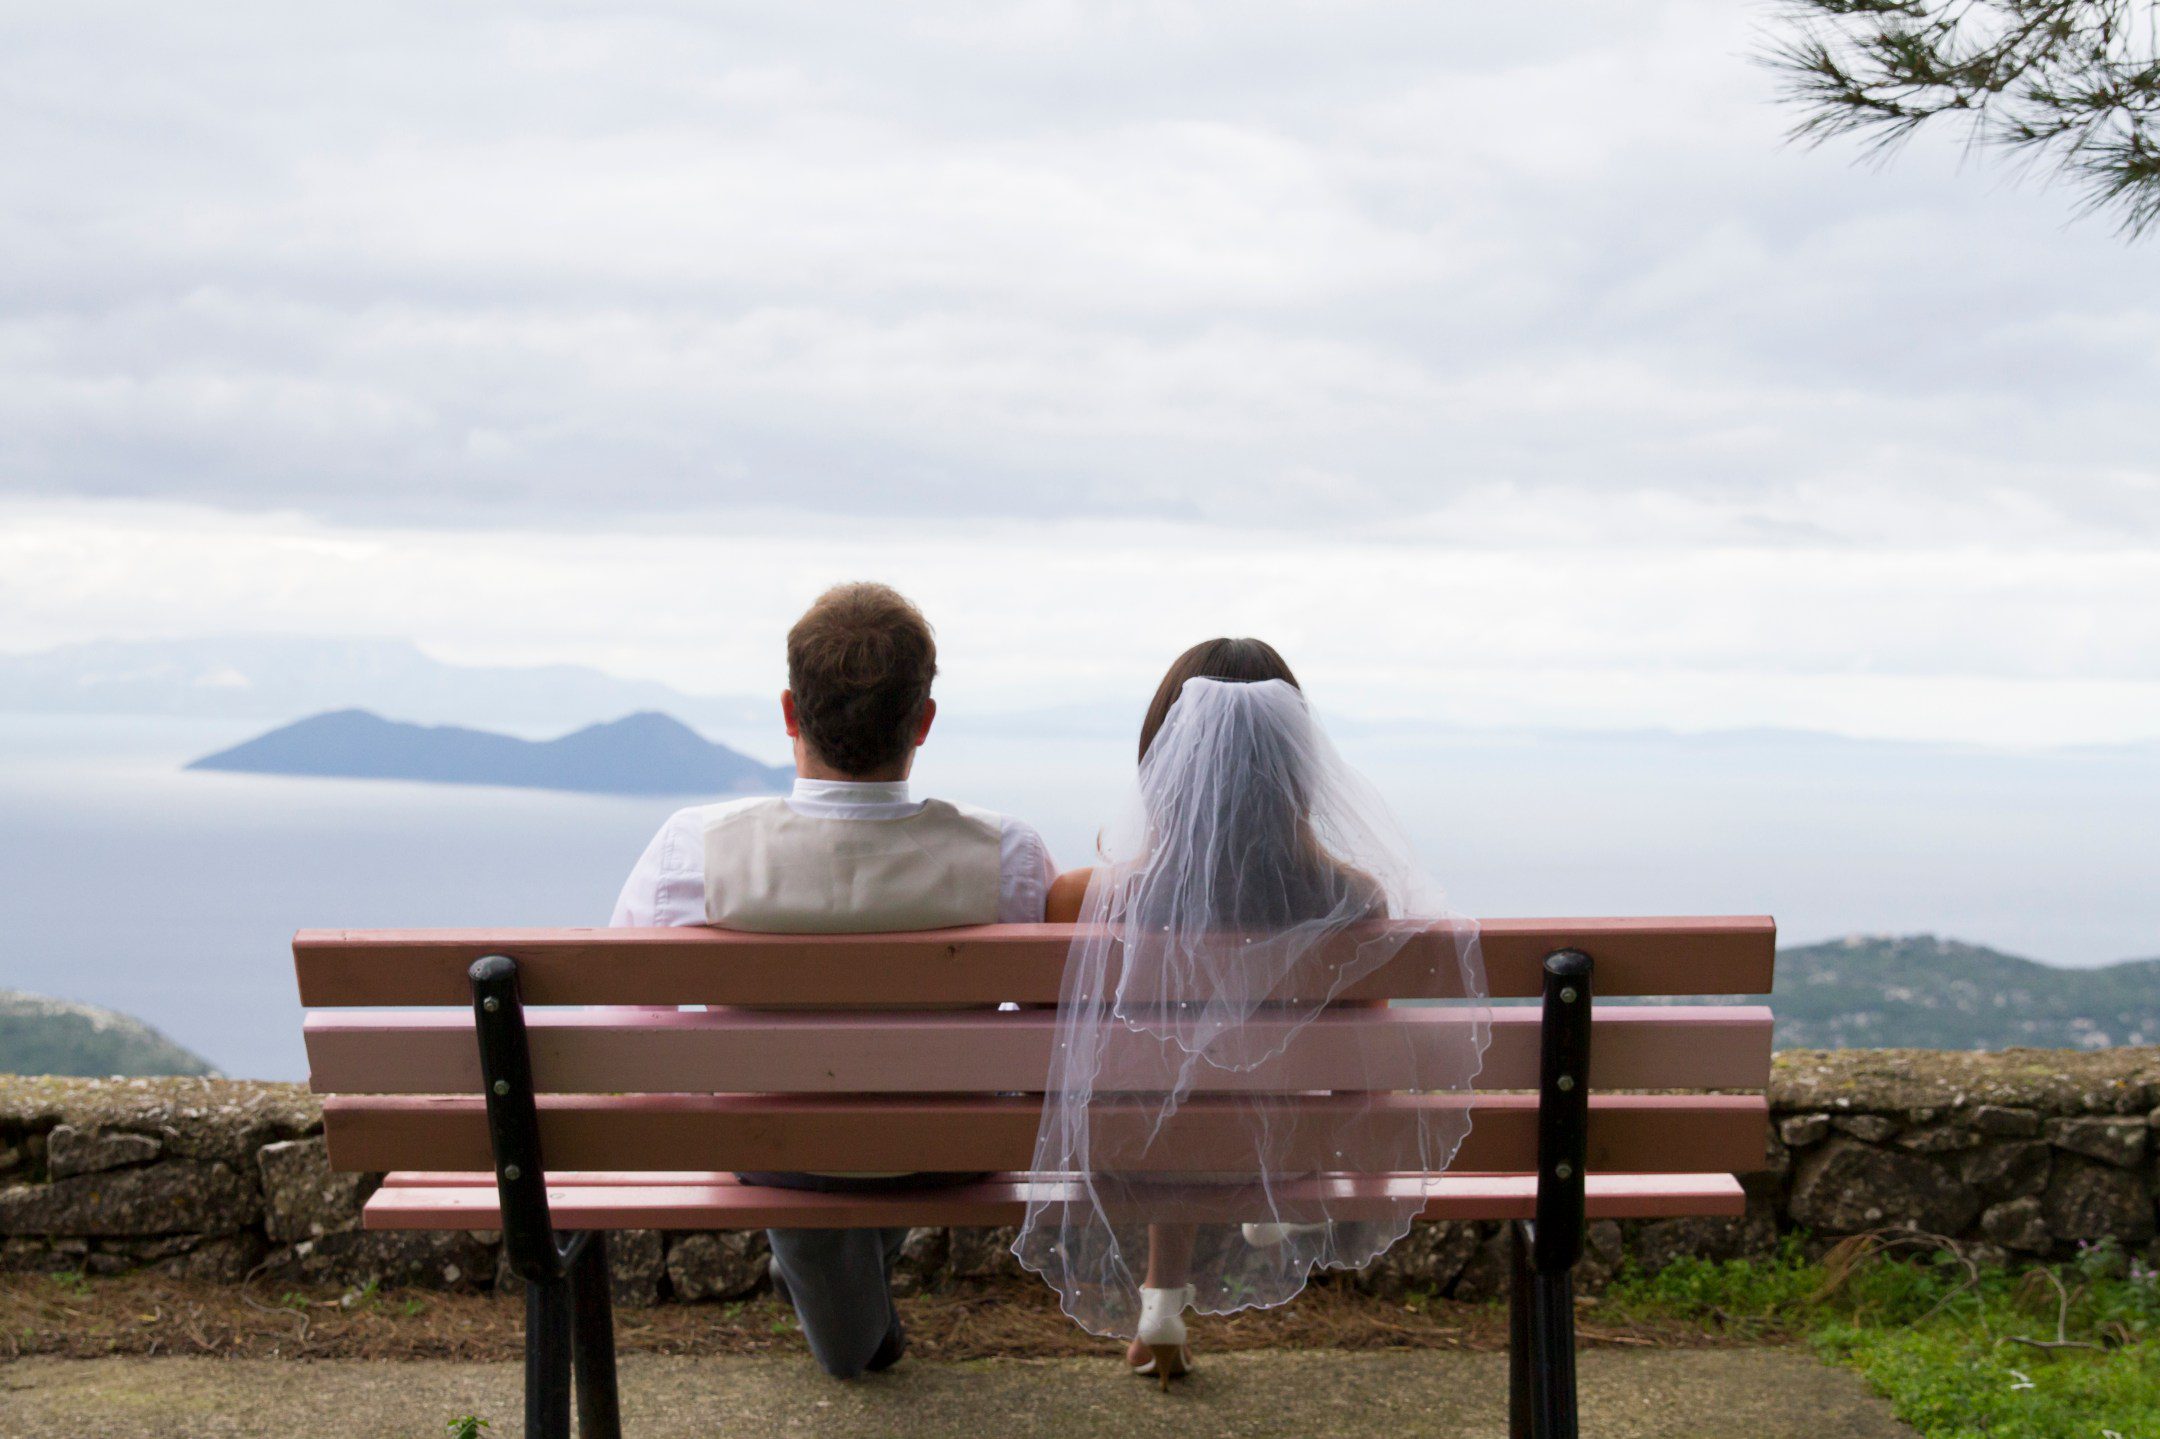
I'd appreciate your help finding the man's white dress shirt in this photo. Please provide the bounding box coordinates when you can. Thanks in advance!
[610,777,1057,928]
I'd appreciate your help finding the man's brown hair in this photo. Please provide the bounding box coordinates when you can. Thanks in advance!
[786,582,939,776]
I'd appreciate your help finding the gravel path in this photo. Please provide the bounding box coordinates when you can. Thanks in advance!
[1,1347,1914,1438]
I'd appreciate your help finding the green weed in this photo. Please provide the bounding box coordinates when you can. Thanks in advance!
[1602,1234,2160,1438]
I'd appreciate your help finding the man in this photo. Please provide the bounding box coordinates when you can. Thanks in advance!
[611,582,1056,1378]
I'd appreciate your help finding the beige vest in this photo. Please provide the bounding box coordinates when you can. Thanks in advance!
[701,797,1005,1179]
[700,797,1004,933]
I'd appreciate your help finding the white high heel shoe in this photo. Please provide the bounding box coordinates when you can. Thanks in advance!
[1131,1284,1194,1389]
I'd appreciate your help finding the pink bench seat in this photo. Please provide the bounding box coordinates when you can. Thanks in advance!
[366,1169,1747,1231]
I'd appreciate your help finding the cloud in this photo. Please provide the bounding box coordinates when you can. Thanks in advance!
[5,498,2157,747]
[1,1,2154,540]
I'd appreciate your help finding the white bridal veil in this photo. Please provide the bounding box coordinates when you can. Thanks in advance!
[1011,677,1490,1337]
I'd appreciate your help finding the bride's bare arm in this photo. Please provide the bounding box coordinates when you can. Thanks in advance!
[1045,867,1096,923]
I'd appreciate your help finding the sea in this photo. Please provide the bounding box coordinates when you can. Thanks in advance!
[1,712,2154,1081]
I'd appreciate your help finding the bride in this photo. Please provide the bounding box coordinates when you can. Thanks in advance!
[1011,638,1490,1384]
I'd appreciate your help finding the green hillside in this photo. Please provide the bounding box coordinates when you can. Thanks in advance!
[0,991,217,1078]
[1756,935,2160,1050]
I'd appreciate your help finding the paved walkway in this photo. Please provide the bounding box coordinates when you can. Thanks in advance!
[1,1349,1915,1438]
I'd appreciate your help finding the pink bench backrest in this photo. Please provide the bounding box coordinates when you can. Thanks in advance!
[297,918,1776,1178]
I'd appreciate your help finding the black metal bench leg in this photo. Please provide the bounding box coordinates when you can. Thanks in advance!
[472,956,604,1438]
[1523,947,1592,1439]
[571,1232,623,1439]
[1508,1222,1534,1439]
[527,1276,573,1439]
[1528,1267,1578,1439]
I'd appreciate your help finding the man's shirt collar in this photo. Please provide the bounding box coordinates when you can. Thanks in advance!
[786,777,921,818]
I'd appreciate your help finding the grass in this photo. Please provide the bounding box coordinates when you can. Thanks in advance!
[1601,1235,2160,1438]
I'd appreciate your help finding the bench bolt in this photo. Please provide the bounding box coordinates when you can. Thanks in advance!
[483,997,500,1012]
[494,1080,511,1096]
[1558,986,1577,1003]
[503,1163,522,1181]
[1555,1074,1574,1092]
[1554,1162,1574,1180]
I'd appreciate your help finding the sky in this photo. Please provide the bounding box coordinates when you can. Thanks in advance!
[3,1,2156,745]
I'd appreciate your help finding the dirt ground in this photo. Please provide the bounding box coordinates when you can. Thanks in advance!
[1,1273,1749,1365]
[0,1349,1918,1439]
[0,1274,1917,1438]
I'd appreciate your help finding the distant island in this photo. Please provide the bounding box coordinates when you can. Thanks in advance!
[0,991,216,1078]
[1703,934,2160,1051]
[187,709,792,797]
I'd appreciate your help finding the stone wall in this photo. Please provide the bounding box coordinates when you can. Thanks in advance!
[4,1049,2158,1306]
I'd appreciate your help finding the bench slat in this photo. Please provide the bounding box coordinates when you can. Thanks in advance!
[362,1171,1749,1230]
[293,917,1775,1007]
[323,1092,1769,1176]
[306,1005,1773,1096]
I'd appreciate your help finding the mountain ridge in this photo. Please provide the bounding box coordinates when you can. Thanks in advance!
[187,709,792,797]
[0,991,217,1078]
[1712,934,2160,1050]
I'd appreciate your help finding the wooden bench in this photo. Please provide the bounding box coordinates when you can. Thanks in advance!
[295,916,1776,1439]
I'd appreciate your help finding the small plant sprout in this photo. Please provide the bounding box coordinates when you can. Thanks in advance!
[446,1417,489,1439]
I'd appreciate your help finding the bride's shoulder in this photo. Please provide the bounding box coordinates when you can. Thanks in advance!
[1045,866,1098,923]
[1331,862,1388,918]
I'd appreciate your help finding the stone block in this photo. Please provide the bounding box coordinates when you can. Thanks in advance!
[2042,1158,2155,1245]
[1832,1115,1899,1143]
[1959,1141,2052,1200]
[0,1159,260,1237]
[154,1233,268,1282]
[1575,1221,1626,1294]
[891,1227,946,1297]
[1971,1106,2043,1139]
[1447,1225,1511,1302]
[259,1230,494,1290]
[1979,1197,2050,1253]
[0,1237,74,1273]
[2047,1117,2149,1170]
[607,1229,665,1307]
[1356,1220,1480,1298]
[1789,1138,1977,1236]
[1896,1124,1979,1154]
[46,1125,163,1179]
[86,1233,203,1273]
[946,1226,1023,1280]
[1628,1208,1778,1274]
[665,1231,770,1302]
[1778,1114,1831,1148]
[257,1137,371,1243]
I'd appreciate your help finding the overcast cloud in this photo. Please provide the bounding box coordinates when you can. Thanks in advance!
[2,2,2155,742]
[6,0,2155,534]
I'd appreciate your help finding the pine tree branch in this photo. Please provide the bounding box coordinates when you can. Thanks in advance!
[1762,0,2160,236]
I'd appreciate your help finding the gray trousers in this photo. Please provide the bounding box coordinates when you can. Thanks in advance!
[764,1225,910,1378]
[739,1170,982,1379]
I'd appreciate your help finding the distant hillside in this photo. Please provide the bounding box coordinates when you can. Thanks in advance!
[0,992,216,1078]
[1760,935,2160,1050]
[187,709,792,797]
